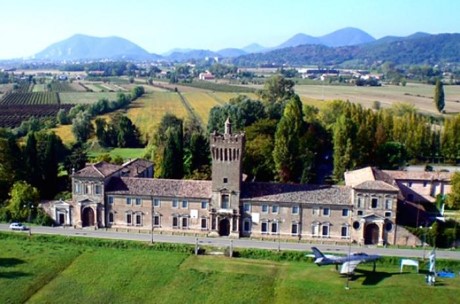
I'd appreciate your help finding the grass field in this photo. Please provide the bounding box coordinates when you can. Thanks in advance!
[87,147,146,160]
[126,92,189,141]
[1,235,459,304]
[59,92,121,104]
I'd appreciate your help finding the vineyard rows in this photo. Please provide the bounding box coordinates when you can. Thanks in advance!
[0,92,59,105]
[0,104,73,128]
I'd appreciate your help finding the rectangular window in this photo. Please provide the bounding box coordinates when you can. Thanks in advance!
[312,207,319,215]
[109,213,114,223]
[385,211,392,217]
[341,226,348,237]
[172,216,179,228]
[261,204,268,213]
[201,201,207,209]
[243,203,251,212]
[182,217,188,229]
[153,199,160,207]
[357,210,363,216]
[135,198,142,206]
[292,205,299,215]
[153,215,160,226]
[172,200,178,208]
[385,199,392,210]
[271,222,278,234]
[291,223,298,235]
[83,184,89,194]
[126,198,131,205]
[126,214,132,225]
[75,182,81,194]
[322,225,329,237]
[95,184,101,194]
[223,177,228,183]
[312,224,319,236]
[136,214,142,226]
[261,222,268,234]
[243,220,251,232]
[201,218,207,229]
[371,198,378,209]
[221,195,229,209]
[108,196,113,205]
[357,197,363,208]
[271,205,279,214]
[322,208,330,216]
[342,208,349,217]
[182,200,188,209]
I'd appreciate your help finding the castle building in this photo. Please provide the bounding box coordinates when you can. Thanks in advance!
[45,119,453,246]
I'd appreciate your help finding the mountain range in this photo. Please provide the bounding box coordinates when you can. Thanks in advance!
[30,28,460,66]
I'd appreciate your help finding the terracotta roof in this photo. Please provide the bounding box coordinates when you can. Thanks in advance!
[383,170,453,181]
[106,177,212,199]
[119,159,153,177]
[73,161,121,178]
[74,159,153,179]
[241,182,351,205]
[353,180,399,192]
[344,167,375,187]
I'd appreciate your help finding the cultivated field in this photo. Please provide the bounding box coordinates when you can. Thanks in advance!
[1,235,459,304]
[59,92,121,104]
[126,92,189,141]
[294,83,460,115]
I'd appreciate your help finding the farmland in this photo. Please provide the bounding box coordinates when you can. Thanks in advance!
[0,92,59,105]
[125,92,189,141]
[295,83,460,115]
[1,234,459,304]
[59,92,121,104]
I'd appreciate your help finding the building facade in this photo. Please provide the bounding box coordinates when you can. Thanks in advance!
[46,119,452,246]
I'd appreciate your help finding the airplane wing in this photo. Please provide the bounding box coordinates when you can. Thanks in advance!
[339,260,361,274]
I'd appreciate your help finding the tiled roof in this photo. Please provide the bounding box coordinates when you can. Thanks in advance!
[383,170,453,181]
[353,180,399,192]
[106,177,212,199]
[241,182,351,205]
[119,159,153,177]
[73,161,121,178]
[74,159,153,179]
[344,167,375,187]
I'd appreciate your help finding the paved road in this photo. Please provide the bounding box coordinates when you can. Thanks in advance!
[1,224,460,260]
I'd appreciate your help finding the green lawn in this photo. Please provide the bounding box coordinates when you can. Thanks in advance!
[87,147,146,160]
[1,234,459,304]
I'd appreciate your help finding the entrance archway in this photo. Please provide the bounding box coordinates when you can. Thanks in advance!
[82,207,95,227]
[218,218,230,236]
[364,223,379,245]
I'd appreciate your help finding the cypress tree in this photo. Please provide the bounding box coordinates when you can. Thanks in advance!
[434,80,445,113]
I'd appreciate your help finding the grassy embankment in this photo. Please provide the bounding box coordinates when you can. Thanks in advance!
[1,233,459,304]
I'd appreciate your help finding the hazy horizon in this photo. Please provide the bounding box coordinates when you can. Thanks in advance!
[1,0,459,60]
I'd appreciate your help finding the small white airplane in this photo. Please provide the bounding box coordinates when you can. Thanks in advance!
[311,247,381,275]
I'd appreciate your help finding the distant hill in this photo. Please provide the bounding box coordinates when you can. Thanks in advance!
[242,43,267,53]
[34,34,158,61]
[230,33,460,67]
[217,48,248,58]
[276,27,375,49]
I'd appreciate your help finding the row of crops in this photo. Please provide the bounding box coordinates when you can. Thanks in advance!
[0,104,73,128]
[0,92,60,105]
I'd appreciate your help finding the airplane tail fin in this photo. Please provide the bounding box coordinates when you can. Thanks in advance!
[311,247,325,260]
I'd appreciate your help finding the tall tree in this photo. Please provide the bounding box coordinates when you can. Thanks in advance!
[257,75,294,105]
[71,111,93,143]
[446,172,460,209]
[332,115,356,181]
[273,96,306,183]
[23,132,41,189]
[434,80,445,113]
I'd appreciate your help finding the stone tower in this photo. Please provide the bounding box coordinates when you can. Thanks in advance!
[209,117,245,237]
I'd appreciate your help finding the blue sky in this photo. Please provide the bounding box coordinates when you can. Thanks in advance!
[0,0,458,59]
